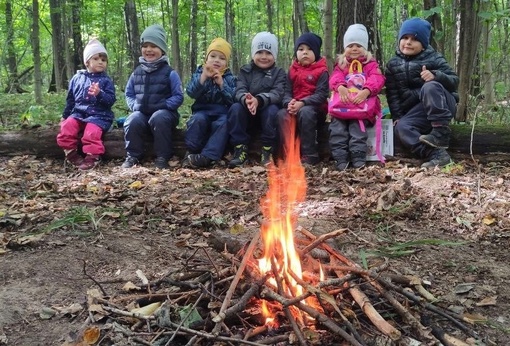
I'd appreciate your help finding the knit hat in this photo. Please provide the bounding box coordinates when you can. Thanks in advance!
[294,32,322,62]
[83,39,107,65]
[343,24,369,50]
[398,18,431,48]
[140,24,168,54]
[251,32,278,60]
[206,38,232,64]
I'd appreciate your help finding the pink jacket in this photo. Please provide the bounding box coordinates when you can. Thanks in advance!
[329,58,385,97]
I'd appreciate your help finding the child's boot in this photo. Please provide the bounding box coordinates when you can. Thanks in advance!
[229,144,248,168]
[79,154,100,170]
[260,146,273,166]
[421,148,451,168]
[65,149,83,167]
[334,154,350,171]
[351,151,366,169]
[419,125,451,149]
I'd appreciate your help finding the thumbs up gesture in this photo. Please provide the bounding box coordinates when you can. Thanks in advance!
[420,65,435,82]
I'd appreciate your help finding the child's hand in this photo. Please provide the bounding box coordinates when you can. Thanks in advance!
[352,89,371,104]
[287,99,303,114]
[211,72,223,88]
[338,85,349,102]
[420,65,435,82]
[245,93,257,115]
[88,82,100,97]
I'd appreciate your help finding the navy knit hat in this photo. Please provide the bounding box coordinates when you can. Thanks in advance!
[399,18,431,48]
[141,24,168,54]
[295,32,322,62]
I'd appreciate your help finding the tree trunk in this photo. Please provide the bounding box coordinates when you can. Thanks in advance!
[189,0,198,76]
[456,0,483,122]
[5,0,24,94]
[336,0,379,63]
[123,0,140,70]
[423,0,444,53]
[31,0,43,104]
[322,0,334,73]
[481,19,495,105]
[225,0,237,73]
[294,0,309,35]
[171,0,183,77]
[49,0,67,92]
[1,125,509,163]
[70,0,83,71]
[266,0,273,33]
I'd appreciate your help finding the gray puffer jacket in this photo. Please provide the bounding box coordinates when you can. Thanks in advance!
[385,46,459,120]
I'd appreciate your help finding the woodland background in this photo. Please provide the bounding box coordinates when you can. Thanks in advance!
[0,0,509,128]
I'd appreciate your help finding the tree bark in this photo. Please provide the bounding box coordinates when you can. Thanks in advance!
[322,0,334,73]
[171,0,183,77]
[1,125,509,162]
[123,0,140,70]
[31,0,43,104]
[5,0,24,93]
[49,0,67,92]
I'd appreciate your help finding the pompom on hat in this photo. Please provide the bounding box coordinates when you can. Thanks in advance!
[206,38,232,64]
[251,32,278,60]
[343,24,369,50]
[398,18,431,48]
[294,32,322,62]
[140,24,168,54]
[83,38,107,65]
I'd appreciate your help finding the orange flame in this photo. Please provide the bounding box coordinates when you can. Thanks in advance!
[258,114,307,322]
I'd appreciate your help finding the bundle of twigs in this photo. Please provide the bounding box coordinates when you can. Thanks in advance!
[73,228,480,346]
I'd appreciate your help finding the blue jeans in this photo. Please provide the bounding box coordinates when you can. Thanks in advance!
[123,109,179,160]
[395,81,457,159]
[228,103,279,147]
[185,105,228,161]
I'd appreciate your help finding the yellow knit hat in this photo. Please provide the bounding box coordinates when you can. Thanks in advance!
[206,38,232,65]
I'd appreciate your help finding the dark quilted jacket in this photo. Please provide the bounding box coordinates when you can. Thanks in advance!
[385,46,459,120]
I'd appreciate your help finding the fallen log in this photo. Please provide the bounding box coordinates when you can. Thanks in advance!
[0,124,509,162]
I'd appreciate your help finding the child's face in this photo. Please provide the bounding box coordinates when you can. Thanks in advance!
[399,34,424,56]
[142,43,163,62]
[344,44,365,60]
[205,50,227,70]
[296,44,315,66]
[253,50,275,69]
[86,54,108,73]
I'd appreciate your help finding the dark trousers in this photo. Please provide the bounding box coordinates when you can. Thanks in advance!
[185,108,228,161]
[394,81,457,159]
[227,102,279,147]
[329,118,369,161]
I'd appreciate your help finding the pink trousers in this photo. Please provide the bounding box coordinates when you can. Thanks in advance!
[56,117,105,155]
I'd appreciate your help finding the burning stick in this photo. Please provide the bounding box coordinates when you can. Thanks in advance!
[212,233,260,333]
[299,228,348,257]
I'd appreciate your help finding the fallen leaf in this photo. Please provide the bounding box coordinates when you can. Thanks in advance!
[129,181,143,189]
[482,214,496,226]
[476,296,497,306]
[463,312,488,324]
[136,269,149,285]
[122,281,141,291]
[130,302,161,316]
[454,283,475,294]
[83,326,100,344]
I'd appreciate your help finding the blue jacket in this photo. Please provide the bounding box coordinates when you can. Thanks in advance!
[62,70,116,131]
[186,66,236,113]
[385,46,459,120]
[125,62,184,116]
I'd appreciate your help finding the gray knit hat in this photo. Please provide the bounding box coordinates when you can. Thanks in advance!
[251,32,278,60]
[140,24,168,55]
[343,24,369,50]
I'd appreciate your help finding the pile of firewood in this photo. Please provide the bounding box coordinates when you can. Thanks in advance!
[68,228,481,346]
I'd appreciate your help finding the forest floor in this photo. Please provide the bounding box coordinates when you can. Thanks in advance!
[1,155,510,346]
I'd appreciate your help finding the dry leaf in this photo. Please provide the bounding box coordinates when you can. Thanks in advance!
[462,312,488,324]
[130,302,161,316]
[83,326,100,345]
[136,269,149,285]
[129,181,143,189]
[476,296,497,306]
[122,281,141,291]
[482,214,496,226]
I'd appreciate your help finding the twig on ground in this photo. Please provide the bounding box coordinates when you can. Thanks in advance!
[299,228,347,257]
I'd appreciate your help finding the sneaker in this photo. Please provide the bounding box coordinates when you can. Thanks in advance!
[335,161,349,171]
[351,160,366,169]
[261,146,273,165]
[65,149,83,167]
[121,156,139,168]
[419,126,451,149]
[301,155,320,166]
[421,148,452,169]
[155,157,169,169]
[229,144,248,168]
[189,154,213,168]
[79,154,100,170]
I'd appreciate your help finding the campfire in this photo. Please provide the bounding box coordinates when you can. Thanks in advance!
[74,116,480,345]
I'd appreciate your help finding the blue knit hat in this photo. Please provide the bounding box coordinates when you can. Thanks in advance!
[295,32,322,62]
[399,18,431,48]
[141,24,168,55]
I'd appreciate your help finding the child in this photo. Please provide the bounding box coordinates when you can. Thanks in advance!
[56,38,116,171]
[184,38,236,168]
[122,24,184,169]
[277,32,329,166]
[385,18,458,168]
[329,24,385,170]
[227,31,286,167]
